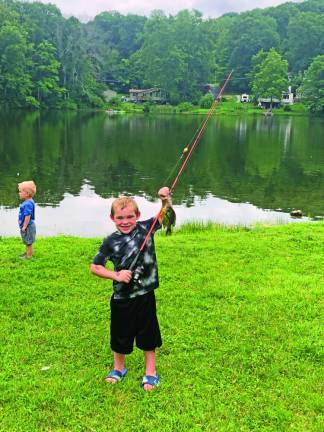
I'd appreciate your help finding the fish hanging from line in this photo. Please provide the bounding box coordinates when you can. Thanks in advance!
[161,199,176,235]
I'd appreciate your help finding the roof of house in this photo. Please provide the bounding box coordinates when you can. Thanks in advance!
[129,88,162,93]
[258,98,280,103]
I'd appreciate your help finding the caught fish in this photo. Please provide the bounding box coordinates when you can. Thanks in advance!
[161,202,176,235]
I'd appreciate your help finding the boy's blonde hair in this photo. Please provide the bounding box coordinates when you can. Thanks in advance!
[18,180,37,197]
[111,196,139,217]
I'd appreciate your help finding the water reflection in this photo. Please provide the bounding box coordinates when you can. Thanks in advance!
[0,111,323,236]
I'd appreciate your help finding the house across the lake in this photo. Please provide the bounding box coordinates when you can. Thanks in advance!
[257,98,281,109]
[129,88,168,103]
[258,86,295,108]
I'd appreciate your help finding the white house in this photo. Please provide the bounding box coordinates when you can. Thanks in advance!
[129,88,167,103]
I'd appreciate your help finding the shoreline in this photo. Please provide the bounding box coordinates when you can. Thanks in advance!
[1,220,323,239]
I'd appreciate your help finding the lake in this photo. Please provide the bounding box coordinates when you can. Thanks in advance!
[1,111,324,237]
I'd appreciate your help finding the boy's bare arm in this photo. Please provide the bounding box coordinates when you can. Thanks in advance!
[22,215,31,232]
[90,264,132,283]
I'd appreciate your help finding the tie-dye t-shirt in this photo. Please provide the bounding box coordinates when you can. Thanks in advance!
[93,218,161,299]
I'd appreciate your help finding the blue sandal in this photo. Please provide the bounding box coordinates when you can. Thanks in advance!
[141,374,160,389]
[105,367,127,383]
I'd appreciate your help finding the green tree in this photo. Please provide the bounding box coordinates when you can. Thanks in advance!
[31,41,64,107]
[286,12,324,73]
[0,23,36,107]
[134,10,213,103]
[0,0,19,25]
[298,0,324,13]
[251,48,288,105]
[300,55,324,114]
[205,15,234,86]
[88,11,146,58]
[130,11,183,102]
[249,49,268,81]
[223,11,280,92]
[264,2,300,39]
[56,17,104,107]
[11,1,63,45]
[85,12,146,92]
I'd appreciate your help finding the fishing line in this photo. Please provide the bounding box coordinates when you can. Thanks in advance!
[128,70,234,270]
[163,72,235,187]
[169,70,233,193]
[162,118,206,186]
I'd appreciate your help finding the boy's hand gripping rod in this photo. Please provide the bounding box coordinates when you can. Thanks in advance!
[128,70,234,272]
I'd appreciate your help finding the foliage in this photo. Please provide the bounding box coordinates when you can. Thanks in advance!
[31,41,64,107]
[300,55,324,114]
[264,2,300,39]
[108,96,121,107]
[251,48,288,102]
[199,93,214,108]
[219,11,280,92]
[283,104,292,112]
[0,22,34,108]
[177,101,195,112]
[142,102,151,113]
[0,222,323,430]
[131,10,214,103]
[0,0,324,112]
[286,12,324,73]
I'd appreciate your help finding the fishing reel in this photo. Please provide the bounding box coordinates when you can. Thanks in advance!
[132,264,145,285]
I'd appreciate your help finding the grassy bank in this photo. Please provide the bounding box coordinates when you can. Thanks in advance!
[108,95,309,116]
[1,223,323,431]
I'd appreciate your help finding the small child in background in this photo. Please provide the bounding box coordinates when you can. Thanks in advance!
[18,181,36,259]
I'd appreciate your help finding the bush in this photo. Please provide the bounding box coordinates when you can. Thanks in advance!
[283,104,292,112]
[109,96,121,107]
[88,94,105,108]
[25,96,40,109]
[142,102,151,113]
[199,93,214,109]
[59,99,78,110]
[177,102,194,112]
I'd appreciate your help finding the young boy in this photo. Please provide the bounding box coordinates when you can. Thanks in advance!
[18,181,37,259]
[90,187,170,391]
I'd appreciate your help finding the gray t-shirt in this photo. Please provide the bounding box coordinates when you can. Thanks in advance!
[93,218,161,299]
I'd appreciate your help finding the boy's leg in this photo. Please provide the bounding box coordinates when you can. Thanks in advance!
[21,224,36,258]
[26,244,33,258]
[113,352,126,371]
[143,350,157,391]
[136,292,161,391]
[108,296,135,383]
[144,350,156,376]
[106,352,126,384]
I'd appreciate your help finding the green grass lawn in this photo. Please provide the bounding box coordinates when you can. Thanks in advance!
[0,223,323,431]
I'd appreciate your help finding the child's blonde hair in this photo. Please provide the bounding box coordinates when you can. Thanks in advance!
[111,196,139,217]
[18,180,37,197]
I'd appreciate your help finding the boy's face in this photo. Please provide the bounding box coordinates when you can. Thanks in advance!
[18,187,30,201]
[111,204,140,234]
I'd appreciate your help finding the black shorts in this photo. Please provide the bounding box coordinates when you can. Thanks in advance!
[110,290,162,355]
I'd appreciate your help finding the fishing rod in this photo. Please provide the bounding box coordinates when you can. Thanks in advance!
[129,70,234,273]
